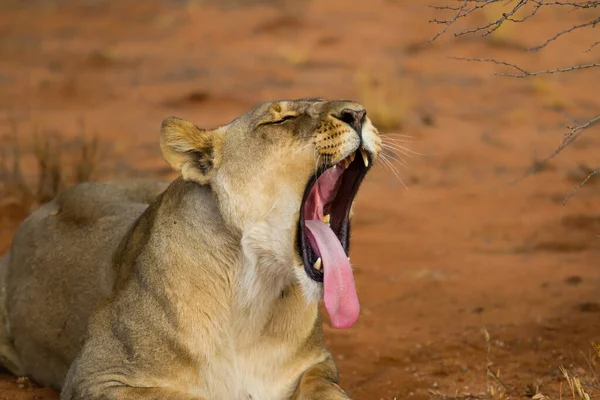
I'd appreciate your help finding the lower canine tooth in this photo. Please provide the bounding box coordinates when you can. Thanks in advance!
[360,149,369,167]
[314,258,322,271]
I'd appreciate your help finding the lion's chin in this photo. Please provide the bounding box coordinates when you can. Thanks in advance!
[294,265,324,305]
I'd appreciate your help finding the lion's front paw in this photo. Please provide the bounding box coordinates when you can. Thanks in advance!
[311,383,352,400]
[331,384,352,400]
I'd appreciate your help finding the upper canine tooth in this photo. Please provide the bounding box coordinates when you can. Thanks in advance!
[349,152,356,163]
[314,258,322,271]
[360,149,369,167]
[322,214,330,225]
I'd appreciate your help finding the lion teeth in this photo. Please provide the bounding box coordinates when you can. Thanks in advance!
[337,152,358,169]
[322,214,330,225]
[314,258,322,271]
[360,149,369,167]
[344,157,352,169]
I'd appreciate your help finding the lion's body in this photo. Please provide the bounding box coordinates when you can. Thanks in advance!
[0,179,169,386]
[0,99,381,399]
[1,178,331,399]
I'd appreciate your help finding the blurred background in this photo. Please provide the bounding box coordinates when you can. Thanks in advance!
[0,1,599,399]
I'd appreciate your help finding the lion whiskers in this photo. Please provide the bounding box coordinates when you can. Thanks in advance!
[378,152,408,189]
[373,133,424,189]
[296,142,315,154]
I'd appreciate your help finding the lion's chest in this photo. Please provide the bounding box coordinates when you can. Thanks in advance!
[179,283,319,399]
[198,346,300,400]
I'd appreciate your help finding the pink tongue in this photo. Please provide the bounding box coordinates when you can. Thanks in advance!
[304,220,360,329]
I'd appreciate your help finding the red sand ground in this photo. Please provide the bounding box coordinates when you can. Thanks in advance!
[0,1,599,399]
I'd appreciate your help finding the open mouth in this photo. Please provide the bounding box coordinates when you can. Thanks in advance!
[297,148,372,328]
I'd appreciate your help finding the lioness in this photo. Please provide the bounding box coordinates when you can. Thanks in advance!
[0,98,381,399]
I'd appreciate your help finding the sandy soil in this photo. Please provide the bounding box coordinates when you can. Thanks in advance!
[0,1,599,399]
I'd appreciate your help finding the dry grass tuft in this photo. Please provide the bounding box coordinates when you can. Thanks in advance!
[32,131,64,204]
[482,328,508,399]
[430,328,505,400]
[0,137,34,213]
[73,119,101,184]
[0,120,105,219]
[429,331,599,400]
[560,366,590,400]
[556,344,600,400]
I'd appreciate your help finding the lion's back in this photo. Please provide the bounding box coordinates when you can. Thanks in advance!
[2,178,168,388]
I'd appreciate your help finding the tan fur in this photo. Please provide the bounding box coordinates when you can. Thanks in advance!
[0,99,381,400]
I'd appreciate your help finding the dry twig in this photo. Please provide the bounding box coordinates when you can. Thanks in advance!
[449,57,600,78]
[585,41,600,52]
[430,0,599,200]
[529,16,600,52]
[429,0,599,45]
[526,115,600,175]
[426,0,469,45]
[563,164,600,205]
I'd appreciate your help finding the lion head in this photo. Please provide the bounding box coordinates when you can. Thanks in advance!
[160,98,381,329]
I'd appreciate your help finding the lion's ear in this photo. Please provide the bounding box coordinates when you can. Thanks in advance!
[160,117,224,184]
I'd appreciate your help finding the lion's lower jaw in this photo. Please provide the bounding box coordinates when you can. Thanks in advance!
[238,217,313,302]
[294,266,323,305]
[236,254,321,308]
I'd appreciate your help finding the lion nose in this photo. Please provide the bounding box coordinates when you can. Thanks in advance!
[335,107,366,134]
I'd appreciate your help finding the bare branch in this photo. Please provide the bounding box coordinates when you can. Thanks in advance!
[534,1,599,8]
[529,16,600,51]
[431,0,600,199]
[585,41,600,52]
[507,2,543,23]
[525,115,600,177]
[427,0,469,45]
[499,63,600,77]
[427,0,600,44]
[563,164,600,205]
[506,114,600,186]
[449,56,600,77]
[558,115,600,152]
[449,56,529,73]
[430,0,496,14]
[456,0,528,37]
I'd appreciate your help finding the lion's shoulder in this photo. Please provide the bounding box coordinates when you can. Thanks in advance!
[53,178,169,225]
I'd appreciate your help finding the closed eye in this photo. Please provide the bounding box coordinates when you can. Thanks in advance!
[269,114,298,125]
